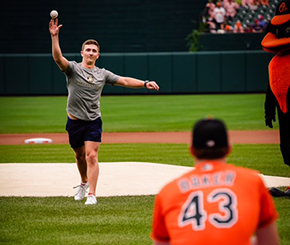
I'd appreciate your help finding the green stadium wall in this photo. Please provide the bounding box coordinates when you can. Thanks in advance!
[0,51,274,96]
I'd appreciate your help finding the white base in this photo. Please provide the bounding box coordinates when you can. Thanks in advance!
[25,138,52,144]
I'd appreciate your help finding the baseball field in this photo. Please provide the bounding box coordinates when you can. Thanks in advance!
[0,94,289,244]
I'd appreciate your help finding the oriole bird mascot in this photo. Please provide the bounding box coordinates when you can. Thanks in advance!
[261,0,290,197]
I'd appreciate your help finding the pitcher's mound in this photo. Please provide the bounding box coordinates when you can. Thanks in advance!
[0,162,288,197]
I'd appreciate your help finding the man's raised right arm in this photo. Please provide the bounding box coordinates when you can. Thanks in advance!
[49,19,69,72]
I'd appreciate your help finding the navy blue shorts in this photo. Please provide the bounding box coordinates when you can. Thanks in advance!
[66,117,102,149]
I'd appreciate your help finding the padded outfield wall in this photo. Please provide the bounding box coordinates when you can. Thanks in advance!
[0,51,273,95]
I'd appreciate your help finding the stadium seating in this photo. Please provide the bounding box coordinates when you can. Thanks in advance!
[230,0,278,30]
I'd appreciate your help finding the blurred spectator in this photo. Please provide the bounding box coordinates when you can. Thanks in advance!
[224,0,240,22]
[212,1,226,31]
[201,0,216,23]
[234,20,245,32]
[250,0,261,10]
[244,25,254,32]
[261,0,270,6]
[258,14,268,30]
[225,24,233,32]
[242,0,262,9]
[223,0,229,6]
[251,19,264,32]
[207,18,218,33]
[242,0,254,6]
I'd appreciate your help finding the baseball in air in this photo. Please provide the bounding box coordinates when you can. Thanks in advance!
[50,10,58,19]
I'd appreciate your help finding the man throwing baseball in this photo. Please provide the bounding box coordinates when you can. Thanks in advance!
[151,118,279,245]
[49,18,159,205]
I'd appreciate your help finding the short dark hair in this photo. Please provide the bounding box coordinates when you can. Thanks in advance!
[193,147,229,159]
[81,39,100,52]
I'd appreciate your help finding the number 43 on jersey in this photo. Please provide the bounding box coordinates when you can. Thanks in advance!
[178,188,238,231]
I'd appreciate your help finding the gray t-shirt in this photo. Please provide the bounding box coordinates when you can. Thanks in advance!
[65,61,120,121]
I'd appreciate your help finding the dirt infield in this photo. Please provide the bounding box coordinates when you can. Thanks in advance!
[0,130,280,145]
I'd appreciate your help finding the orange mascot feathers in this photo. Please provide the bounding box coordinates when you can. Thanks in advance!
[261,0,290,197]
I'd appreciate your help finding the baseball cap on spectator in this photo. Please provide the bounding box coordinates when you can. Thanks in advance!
[193,118,228,149]
[271,0,290,25]
[225,25,232,31]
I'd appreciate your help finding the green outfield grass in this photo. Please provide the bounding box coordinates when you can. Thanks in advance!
[0,95,289,244]
[0,196,289,245]
[0,196,155,245]
[0,143,288,177]
[0,94,279,133]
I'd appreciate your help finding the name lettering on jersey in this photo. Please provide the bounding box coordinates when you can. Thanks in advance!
[178,171,236,193]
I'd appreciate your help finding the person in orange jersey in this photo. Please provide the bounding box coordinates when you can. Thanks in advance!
[233,20,244,33]
[151,118,279,245]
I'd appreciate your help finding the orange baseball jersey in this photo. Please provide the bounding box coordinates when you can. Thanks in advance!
[151,161,278,245]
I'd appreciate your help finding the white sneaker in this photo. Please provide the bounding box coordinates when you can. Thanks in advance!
[85,194,97,205]
[74,182,89,201]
